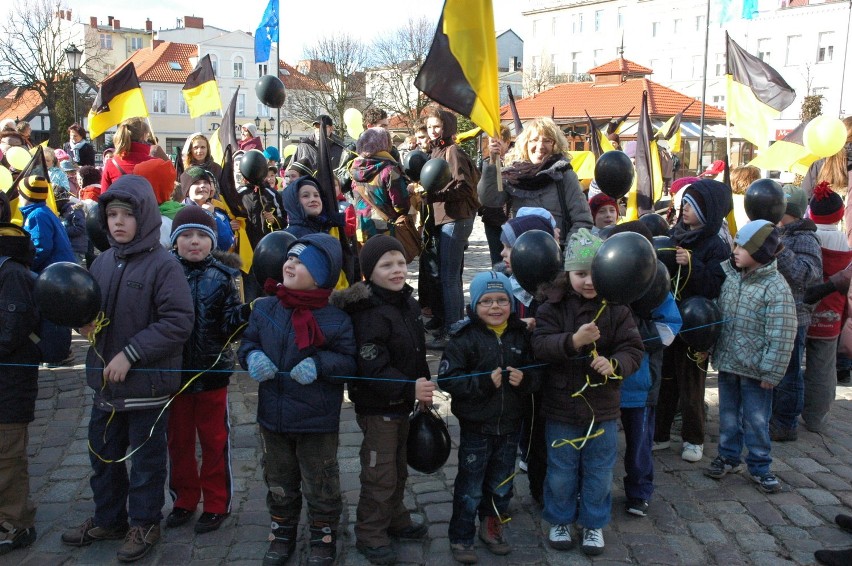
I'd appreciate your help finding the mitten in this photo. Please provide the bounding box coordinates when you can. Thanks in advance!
[290,357,317,385]
[804,281,836,305]
[247,350,278,382]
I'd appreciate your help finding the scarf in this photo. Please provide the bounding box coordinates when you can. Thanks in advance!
[502,154,563,189]
[264,278,332,349]
[670,221,705,249]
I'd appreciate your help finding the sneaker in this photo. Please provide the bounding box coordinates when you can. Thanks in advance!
[356,541,397,565]
[263,521,297,566]
[751,472,782,494]
[651,440,670,451]
[815,547,852,566]
[307,523,336,566]
[388,521,428,539]
[580,527,605,556]
[116,524,160,563]
[625,498,649,517]
[450,542,478,564]
[704,455,743,479]
[478,516,511,555]
[43,353,76,368]
[426,334,448,350]
[195,512,228,534]
[165,507,194,529]
[0,523,36,556]
[61,517,128,547]
[838,369,851,385]
[769,425,798,442]
[518,459,528,473]
[548,523,574,550]
[836,513,852,533]
[681,442,704,462]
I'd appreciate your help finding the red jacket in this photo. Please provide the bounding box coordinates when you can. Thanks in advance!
[101,142,156,190]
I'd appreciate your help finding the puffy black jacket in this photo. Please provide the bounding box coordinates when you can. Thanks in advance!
[330,282,430,416]
[174,249,249,392]
[438,313,541,435]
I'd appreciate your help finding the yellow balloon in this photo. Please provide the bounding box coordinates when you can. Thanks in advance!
[344,108,364,139]
[5,146,31,171]
[803,115,848,158]
[281,144,297,159]
[0,166,12,191]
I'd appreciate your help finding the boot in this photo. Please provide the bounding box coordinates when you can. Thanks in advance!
[478,516,511,555]
[263,519,297,566]
[307,522,336,566]
[815,548,852,566]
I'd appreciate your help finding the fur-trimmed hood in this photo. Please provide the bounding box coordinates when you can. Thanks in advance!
[330,280,414,313]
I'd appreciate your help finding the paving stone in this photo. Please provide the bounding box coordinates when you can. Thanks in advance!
[786,457,830,474]
[687,522,727,544]
[423,502,453,523]
[719,513,763,534]
[744,501,787,527]
[736,532,778,552]
[779,504,823,527]
[748,551,796,566]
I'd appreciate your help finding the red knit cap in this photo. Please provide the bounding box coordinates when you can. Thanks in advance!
[809,181,845,224]
[589,193,618,219]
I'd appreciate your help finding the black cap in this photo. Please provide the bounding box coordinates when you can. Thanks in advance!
[312,114,333,127]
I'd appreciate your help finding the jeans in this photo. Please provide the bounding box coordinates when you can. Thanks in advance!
[803,337,838,432]
[621,406,655,501]
[543,419,617,529]
[439,217,474,332]
[449,428,519,545]
[717,372,773,476]
[771,325,806,431]
[482,220,504,266]
[89,405,169,527]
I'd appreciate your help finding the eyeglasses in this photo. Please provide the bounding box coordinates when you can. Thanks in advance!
[477,298,510,307]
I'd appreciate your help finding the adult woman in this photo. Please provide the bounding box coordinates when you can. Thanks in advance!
[802,116,852,200]
[182,132,223,180]
[16,121,34,148]
[424,107,480,347]
[101,117,162,190]
[68,123,95,167]
[238,123,263,152]
[478,117,592,247]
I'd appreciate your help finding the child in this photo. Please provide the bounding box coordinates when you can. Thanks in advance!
[0,222,39,556]
[330,235,435,565]
[61,175,194,563]
[180,167,236,252]
[77,165,103,203]
[55,188,89,266]
[532,229,643,555]
[705,220,796,493]
[17,175,76,273]
[588,193,619,234]
[165,206,250,534]
[238,233,356,566]
[238,165,286,248]
[439,271,541,564]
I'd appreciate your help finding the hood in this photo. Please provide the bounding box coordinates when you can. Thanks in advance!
[350,155,396,184]
[329,280,373,311]
[0,222,35,266]
[212,248,242,269]
[181,131,205,160]
[98,174,163,256]
[293,232,343,289]
[676,179,732,238]
[282,176,326,228]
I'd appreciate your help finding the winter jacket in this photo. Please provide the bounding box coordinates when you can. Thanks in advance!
[330,282,430,416]
[776,218,823,327]
[812,226,852,339]
[58,199,89,254]
[174,249,248,393]
[427,110,480,224]
[239,184,286,247]
[49,167,70,191]
[439,313,541,435]
[478,158,593,246]
[238,136,264,152]
[70,139,96,167]
[350,153,411,242]
[712,259,797,386]
[532,278,644,425]
[87,175,195,411]
[293,135,345,176]
[19,201,76,273]
[101,142,158,190]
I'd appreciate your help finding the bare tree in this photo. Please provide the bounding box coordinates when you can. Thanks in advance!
[523,56,558,95]
[367,16,435,132]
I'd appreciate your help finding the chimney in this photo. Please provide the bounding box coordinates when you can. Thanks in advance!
[113,19,120,30]
[146,19,152,32]
[153,39,164,49]
[66,9,72,20]
[90,16,97,27]
[185,16,204,29]
[107,16,113,26]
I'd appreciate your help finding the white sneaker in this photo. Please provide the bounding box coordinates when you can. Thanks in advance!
[651,440,670,451]
[548,524,574,550]
[581,527,605,555]
[681,442,704,462]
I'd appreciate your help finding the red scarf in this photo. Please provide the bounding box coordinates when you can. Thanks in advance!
[264,278,332,349]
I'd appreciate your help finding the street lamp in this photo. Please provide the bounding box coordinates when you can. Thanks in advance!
[64,43,83,125]
[254,115,275,146]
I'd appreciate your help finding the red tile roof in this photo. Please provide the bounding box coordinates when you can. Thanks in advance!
[588,58,653,76]
[0,88,45,121]
[278,61,327,91]
[109,41,198,84]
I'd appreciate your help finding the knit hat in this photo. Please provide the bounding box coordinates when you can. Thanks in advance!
[516,206,557,229]
[170,205,217,247]
[105,199,134,213]
[735,219,780,265]
[809,181,844,224]
[606,219,654,243]
[242,123,258,137]
[180,166,215,196]
[135,159,178,205]
[783,184,808,219]
[356,127,391,156]
[622,141,637,159]
[263,146,280,162]
[682,187,707,225]
[60,160,77,172]
[288,158,313,177]
[589,193,619,220]
[563,228,603,271]
[19,175,49,202]
[500,215,553,247]
[469,271,514,312]
[54,148,70,162]
[287,233,342,289]
[359,234,406,282]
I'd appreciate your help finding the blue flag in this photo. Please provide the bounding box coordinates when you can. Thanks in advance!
[742,0,757,20]
[254,0,279,63]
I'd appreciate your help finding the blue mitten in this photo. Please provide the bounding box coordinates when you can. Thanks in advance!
[290,357,317,385]
[247,351,278,382]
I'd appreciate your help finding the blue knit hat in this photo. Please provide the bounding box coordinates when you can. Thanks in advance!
[263,146,280,162]
[500,215,553,246]
[287,232,342,289]
[469,271,514,312]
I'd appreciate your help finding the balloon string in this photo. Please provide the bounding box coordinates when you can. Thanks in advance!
[86,311,111,366]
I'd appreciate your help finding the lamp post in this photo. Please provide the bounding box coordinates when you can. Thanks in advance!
[64,43,83,125]
[255,116,275,146]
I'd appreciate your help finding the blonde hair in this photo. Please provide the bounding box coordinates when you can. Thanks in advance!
[43,146,56,167]
[113,117,150,157]
[730,165,760,195]
[816,116,852,193]
[183,133,212,169]
[507,117,570,163]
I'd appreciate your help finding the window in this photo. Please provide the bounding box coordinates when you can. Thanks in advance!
[209,54,218,75]
[550,54,559,74]
[233,56,244,78]
[593,49,603,66]
[695,15,705,31]
[168,61,182,71]
[617,7,624,29]
[673,18,681,34]
[571,52,581,74]
[668,57,675,79]
[552,17,557,36]
[818,32,834,63]
[691,55,703,79]
[712,95,726,107]
[652,22,660,38]
[99,33,112,49]
[785,35,801,66]
[595,10,602,32]
[153,90,167,114]
[531,55,540,77]
[715,53,725,76]
[571,14,583,34]
[179,97,189,115]
[258,63,268,77]
[532,19,538,37]
[129,37,143,50]
[237,93,246,117]
[757,38,771,63]
[257,102,270,117]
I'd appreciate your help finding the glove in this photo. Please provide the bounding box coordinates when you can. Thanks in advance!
[290,357,317,385]
[804,281,836,305]
[247,351,278,382]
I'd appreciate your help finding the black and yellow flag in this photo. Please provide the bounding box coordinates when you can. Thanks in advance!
[210,87,240,167]
[414,0,500,136]
[726,32,795,149]
[88,63,149,138]
[585,111,604,159]
[655,103,691,153]
[182,54,221,118]
[606,107,634,137]
[631,91,663,218]
[7,146,59,223]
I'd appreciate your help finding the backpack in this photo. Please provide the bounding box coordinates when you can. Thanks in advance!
[0,256,72,364]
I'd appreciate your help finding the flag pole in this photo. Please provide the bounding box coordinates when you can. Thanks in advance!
[697,0,711,174]
[275,6,281,154]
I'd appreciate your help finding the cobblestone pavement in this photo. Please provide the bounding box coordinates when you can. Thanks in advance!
[4,221,852,565]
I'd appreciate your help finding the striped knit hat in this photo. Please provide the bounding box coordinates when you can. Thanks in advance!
[19,175,50,202]
[734,219,780,265]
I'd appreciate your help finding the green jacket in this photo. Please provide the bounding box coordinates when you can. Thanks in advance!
[712,259,797,385]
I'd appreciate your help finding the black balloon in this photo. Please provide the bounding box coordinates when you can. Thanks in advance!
[631,260,671,317]
[591,232,657,304]
[253,231,297,286]
[255,74,286,108]
[240,149,269,186]
[652,235,679,277]
[407,407,451,474]
[86,203,110,252]
[419,158,451,193]
[638,213,670,237]
[35,262,102,327]
[678,296,723,351]
[510,230,562,294]
[744,178,785,224]
[402,149,430,182]
[594,151,635,199]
